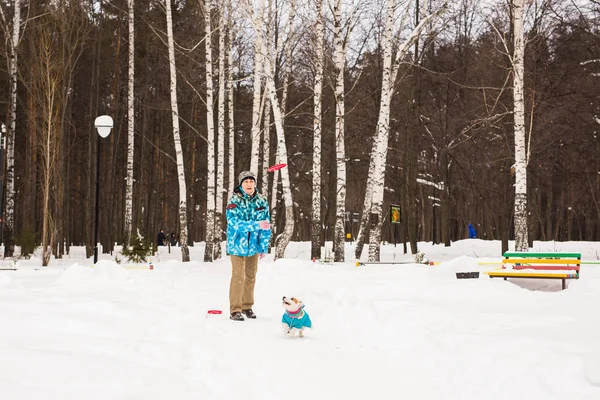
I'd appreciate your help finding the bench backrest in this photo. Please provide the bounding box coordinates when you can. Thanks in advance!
[503,252,581,270]
[503,252,581,259]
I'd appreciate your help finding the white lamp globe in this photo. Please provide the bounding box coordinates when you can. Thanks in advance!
[94,115,113,138]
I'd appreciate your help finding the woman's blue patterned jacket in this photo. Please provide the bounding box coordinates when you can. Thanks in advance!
[226,189,271,257]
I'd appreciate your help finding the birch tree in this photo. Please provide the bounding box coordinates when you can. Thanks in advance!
[355,1,445,261]
[279,1,295,115]
[261,0,273,194]
[0,0,21,257]
[512,0,528,251]
[165,0,190,261]
[227,0,236,195]
[215,2,226,260]
[243,0,294,259]
[124,0,135,247]
[366,0,396,262]
[332,0,347,262]
[249,1,265,173]
[203,0,217,262]
[268,0,296,245]
[311,0,325,260]
[270,163,279,248]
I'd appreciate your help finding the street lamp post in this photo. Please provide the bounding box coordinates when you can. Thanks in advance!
[93,115,113,264]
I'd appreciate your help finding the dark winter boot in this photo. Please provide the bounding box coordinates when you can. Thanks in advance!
[241,309,256,319]
[230,312,244,321]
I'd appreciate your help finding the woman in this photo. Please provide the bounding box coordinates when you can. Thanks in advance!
[226,171,271,321]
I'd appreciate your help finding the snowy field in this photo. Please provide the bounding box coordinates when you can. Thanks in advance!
[1,239,600,399]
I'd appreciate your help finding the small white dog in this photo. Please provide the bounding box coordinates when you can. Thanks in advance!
[281,296,312,337]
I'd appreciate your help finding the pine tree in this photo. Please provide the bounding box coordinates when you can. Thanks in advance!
[121,229,152,263]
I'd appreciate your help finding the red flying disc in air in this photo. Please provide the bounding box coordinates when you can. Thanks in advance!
[267,163,287,173]
[207,310,222,315]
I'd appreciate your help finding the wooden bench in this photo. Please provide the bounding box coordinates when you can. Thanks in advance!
[487,252,581,290]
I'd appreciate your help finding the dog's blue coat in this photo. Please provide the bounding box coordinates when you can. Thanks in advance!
[282,305,312,329]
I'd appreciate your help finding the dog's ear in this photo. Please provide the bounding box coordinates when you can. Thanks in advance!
[291,297,299,304]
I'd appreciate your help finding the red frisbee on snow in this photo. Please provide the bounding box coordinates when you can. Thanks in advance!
[267,163,287,173]
[207,310,222,315]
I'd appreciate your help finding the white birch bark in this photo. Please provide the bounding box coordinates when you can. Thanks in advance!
[270,165,279,248]
[124,0,135,247]
[249,1,265,173]
[261,1,272,194]
[262,95,271,193]
[354,140,378,260]
[215,3,226,259]
[227,0,235,195]
[244,0,294,259]
[513,0,528,251]
[355,3,443,260]
[280,0,294,115]
[311,0,324,261]
[274,0,295,252]
[266,72,294,260]
[203,0,217,262]
[165,0,190,261]
[368,0,396,262]
[333,0,346,262]
[2,0,21,257]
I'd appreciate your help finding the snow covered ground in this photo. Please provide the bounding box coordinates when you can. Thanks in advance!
[1,239,600,399]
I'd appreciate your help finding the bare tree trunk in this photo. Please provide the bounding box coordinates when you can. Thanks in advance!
[227,0,235,196]
[262,97,271,193]
[215,4,226,260]
[357,4,442,261]
[311,0,324,261]
[165,0,190,261]
[249,0,265,173]
[37,28,60,267]
[2,0,21,257]
[354,139,377,260]
[279,0,294,115]
[203,0,216,262]
[270,165,279,248]
[244,0,294,259]
[512,0,528,251]
[261,0,272,195]
[85,7,101,259]
[124,0,135,247]
[24,80,38,241]
[368,0,396,262]
[333,0,346,262]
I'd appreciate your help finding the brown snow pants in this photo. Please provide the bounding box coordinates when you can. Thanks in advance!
[229,254,259,313]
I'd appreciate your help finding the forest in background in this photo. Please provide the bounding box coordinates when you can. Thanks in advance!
[0,0,598,259]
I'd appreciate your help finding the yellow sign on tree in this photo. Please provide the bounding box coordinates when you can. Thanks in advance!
[390,205,401,224]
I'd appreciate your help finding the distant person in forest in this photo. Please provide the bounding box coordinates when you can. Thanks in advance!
[468,223,476,239]
[169,232,177,246]
[226,171,271,321]
[157,229,166,246]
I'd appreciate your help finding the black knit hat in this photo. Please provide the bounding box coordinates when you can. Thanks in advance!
[238,171,256,186]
